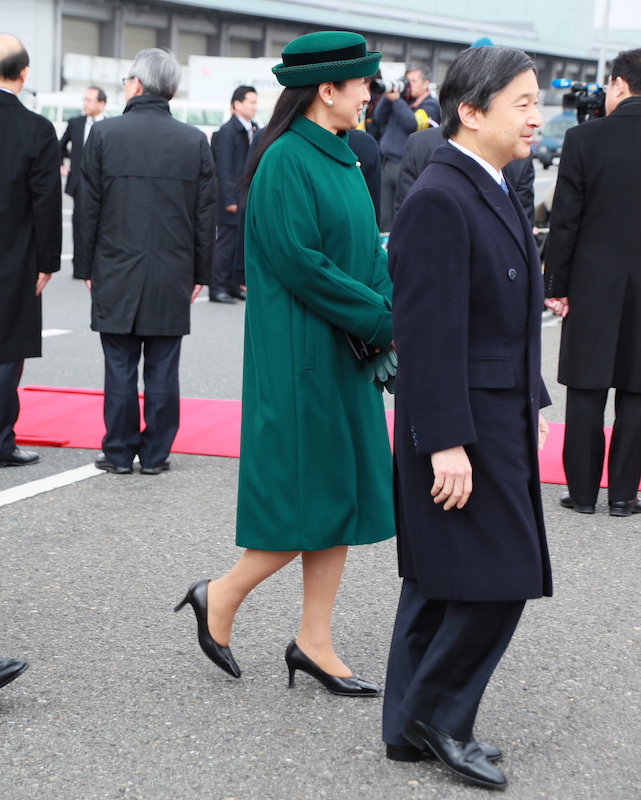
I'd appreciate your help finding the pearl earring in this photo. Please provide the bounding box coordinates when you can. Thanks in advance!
[326,100,333,107]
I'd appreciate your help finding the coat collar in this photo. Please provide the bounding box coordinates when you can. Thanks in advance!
[431,143,528,259]
[0,90,20,106]
[610,95,641,116]
[123,95,171,115]
[289,115,356,165]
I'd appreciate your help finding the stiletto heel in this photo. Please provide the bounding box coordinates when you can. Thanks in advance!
[175,579,241,678]
[287,663,296,688]
[284,640,380,697]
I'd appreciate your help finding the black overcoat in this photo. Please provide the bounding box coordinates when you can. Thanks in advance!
[0,92,61,362]
[77,96,216,336]
[212,114,254,227]
[388,144,552,602]
[58,114,85,197]
[545,97,641,392]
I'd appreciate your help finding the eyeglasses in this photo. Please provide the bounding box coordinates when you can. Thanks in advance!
[121,76,136,86]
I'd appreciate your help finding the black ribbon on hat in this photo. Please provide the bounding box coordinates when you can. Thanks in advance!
[282,42,366,67]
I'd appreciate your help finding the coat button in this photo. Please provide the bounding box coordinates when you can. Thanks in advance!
[508,268,517,280]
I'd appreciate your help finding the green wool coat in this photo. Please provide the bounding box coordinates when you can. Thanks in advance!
[236,115,395,552]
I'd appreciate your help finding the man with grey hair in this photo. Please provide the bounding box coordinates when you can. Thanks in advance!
[384,46,551,789]
[374,63,441,231]
[76,48,216,475]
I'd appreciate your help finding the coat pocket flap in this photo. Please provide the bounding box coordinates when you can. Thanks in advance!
[467,358,514,389]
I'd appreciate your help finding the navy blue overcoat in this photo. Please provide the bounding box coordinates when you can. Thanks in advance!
[388,143,553,602]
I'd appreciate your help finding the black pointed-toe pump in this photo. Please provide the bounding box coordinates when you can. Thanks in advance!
[174,579,241,679]
[285,640,380,697]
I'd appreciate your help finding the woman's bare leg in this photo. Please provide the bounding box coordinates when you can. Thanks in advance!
[207,549,300,646]
[296,546,351,677]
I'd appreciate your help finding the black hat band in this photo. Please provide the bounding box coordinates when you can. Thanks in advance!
[282,42,366,67]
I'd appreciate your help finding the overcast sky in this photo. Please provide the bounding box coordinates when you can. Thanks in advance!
[594,0,641,29]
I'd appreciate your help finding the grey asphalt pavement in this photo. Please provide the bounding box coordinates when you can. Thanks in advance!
[0,201,639,800]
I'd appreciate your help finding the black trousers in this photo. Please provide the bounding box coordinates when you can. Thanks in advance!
[210,223,241,296]
[563,387,641,505]
[383,579,525,744]
[100,333,182,469]
[0,360,24,458]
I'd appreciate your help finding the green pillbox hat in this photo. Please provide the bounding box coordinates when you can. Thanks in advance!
[272,31,382,88]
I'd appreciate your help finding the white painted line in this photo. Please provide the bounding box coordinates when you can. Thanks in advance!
[42,329,72,338]
[0,463,103,508]
[63,222,72,228]
[61,253,73,261]
[194,296,210,303]
[63,209,73,216]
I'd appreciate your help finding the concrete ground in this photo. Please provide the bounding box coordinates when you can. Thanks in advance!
[0,190,639,800]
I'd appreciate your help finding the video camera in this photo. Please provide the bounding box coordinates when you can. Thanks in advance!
[551,79,606,124]
[369,77,410,99]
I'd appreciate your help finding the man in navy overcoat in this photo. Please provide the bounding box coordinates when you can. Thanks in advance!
[384,46,553,790]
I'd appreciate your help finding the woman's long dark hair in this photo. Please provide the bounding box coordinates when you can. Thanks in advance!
[238,81,346,201]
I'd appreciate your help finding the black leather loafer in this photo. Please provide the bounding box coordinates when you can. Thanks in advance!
[403,719,508,790]
[95,453,133,474]
[230,289,247,300]
[609,498,641,517]
[387,740,502,763]
[210,292,237,304]
[140,461,170,475]
[0,658,29,689]
[0,447,39,467]
[560,491,595,514]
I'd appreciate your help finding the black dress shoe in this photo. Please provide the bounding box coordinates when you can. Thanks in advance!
[230,289,247,300]
[95,453,133,474]
[0,658,29,689]
[174,579,241,678]
[0,447,39,467]
[560,491,595,514]
[140,460,170,475]
[387,740,502,763]
[285,640,381,697]
[210,292,237,304]
[609,497,641,517]
[403,719,508,790]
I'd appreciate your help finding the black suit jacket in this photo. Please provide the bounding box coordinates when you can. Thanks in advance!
[0,91,61,362]
[59,114,86,197]
[213,114,256,227]
[394,127,535,224]
[545,97,641,392]
[389,143,551,601]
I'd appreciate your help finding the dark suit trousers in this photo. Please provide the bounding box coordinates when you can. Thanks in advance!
[210,223,240,296]
[0,360,24,458]
[100,333,181,469]
[564,387,641,505]
[383,579,525,744]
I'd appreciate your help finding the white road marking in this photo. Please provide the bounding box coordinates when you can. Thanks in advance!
[63,209,72,216]
[0,463,103,508]
[61,254,73,261]
[194,296,210,303]
[42,329,72,338]
[63,222,72,229]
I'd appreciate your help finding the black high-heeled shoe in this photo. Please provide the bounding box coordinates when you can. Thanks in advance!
[285,640,381,697]
[174,579,241,678]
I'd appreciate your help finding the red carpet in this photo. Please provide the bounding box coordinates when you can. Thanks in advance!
[13,385,618,487]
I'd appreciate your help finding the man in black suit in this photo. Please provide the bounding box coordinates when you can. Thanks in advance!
[0,34,61,470]
[77,48,215,475]
[0,31,62,689]
[59,86,106,278]
[394,125,536,225]
[210,85,257,303]
[384,46,552,790]
[545,48,641,518]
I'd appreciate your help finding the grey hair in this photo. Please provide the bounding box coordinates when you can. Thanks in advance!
[439,46,536,139]
[405,63,430,82]
[128,48,181,100]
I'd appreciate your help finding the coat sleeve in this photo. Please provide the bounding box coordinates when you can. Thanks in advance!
[373,96,393,124]
[389,184,477,455]
[215,123,239,208]
[194,135,216,285]
[75,130,103,279]
[508,155,535,226]
[250,150,392,348]
[544,127,584,298]
[394,133,421,212]
[59,122,72,163]
[31,121,62,274]
[390,99,421,135]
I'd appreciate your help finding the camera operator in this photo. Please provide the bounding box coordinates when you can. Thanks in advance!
[374,64,441,231]
[544,48,641,518]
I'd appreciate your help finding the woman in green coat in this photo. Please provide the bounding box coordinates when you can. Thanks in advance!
[176,31,395,695]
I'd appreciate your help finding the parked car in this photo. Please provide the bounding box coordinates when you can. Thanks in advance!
[536,108,577,169]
